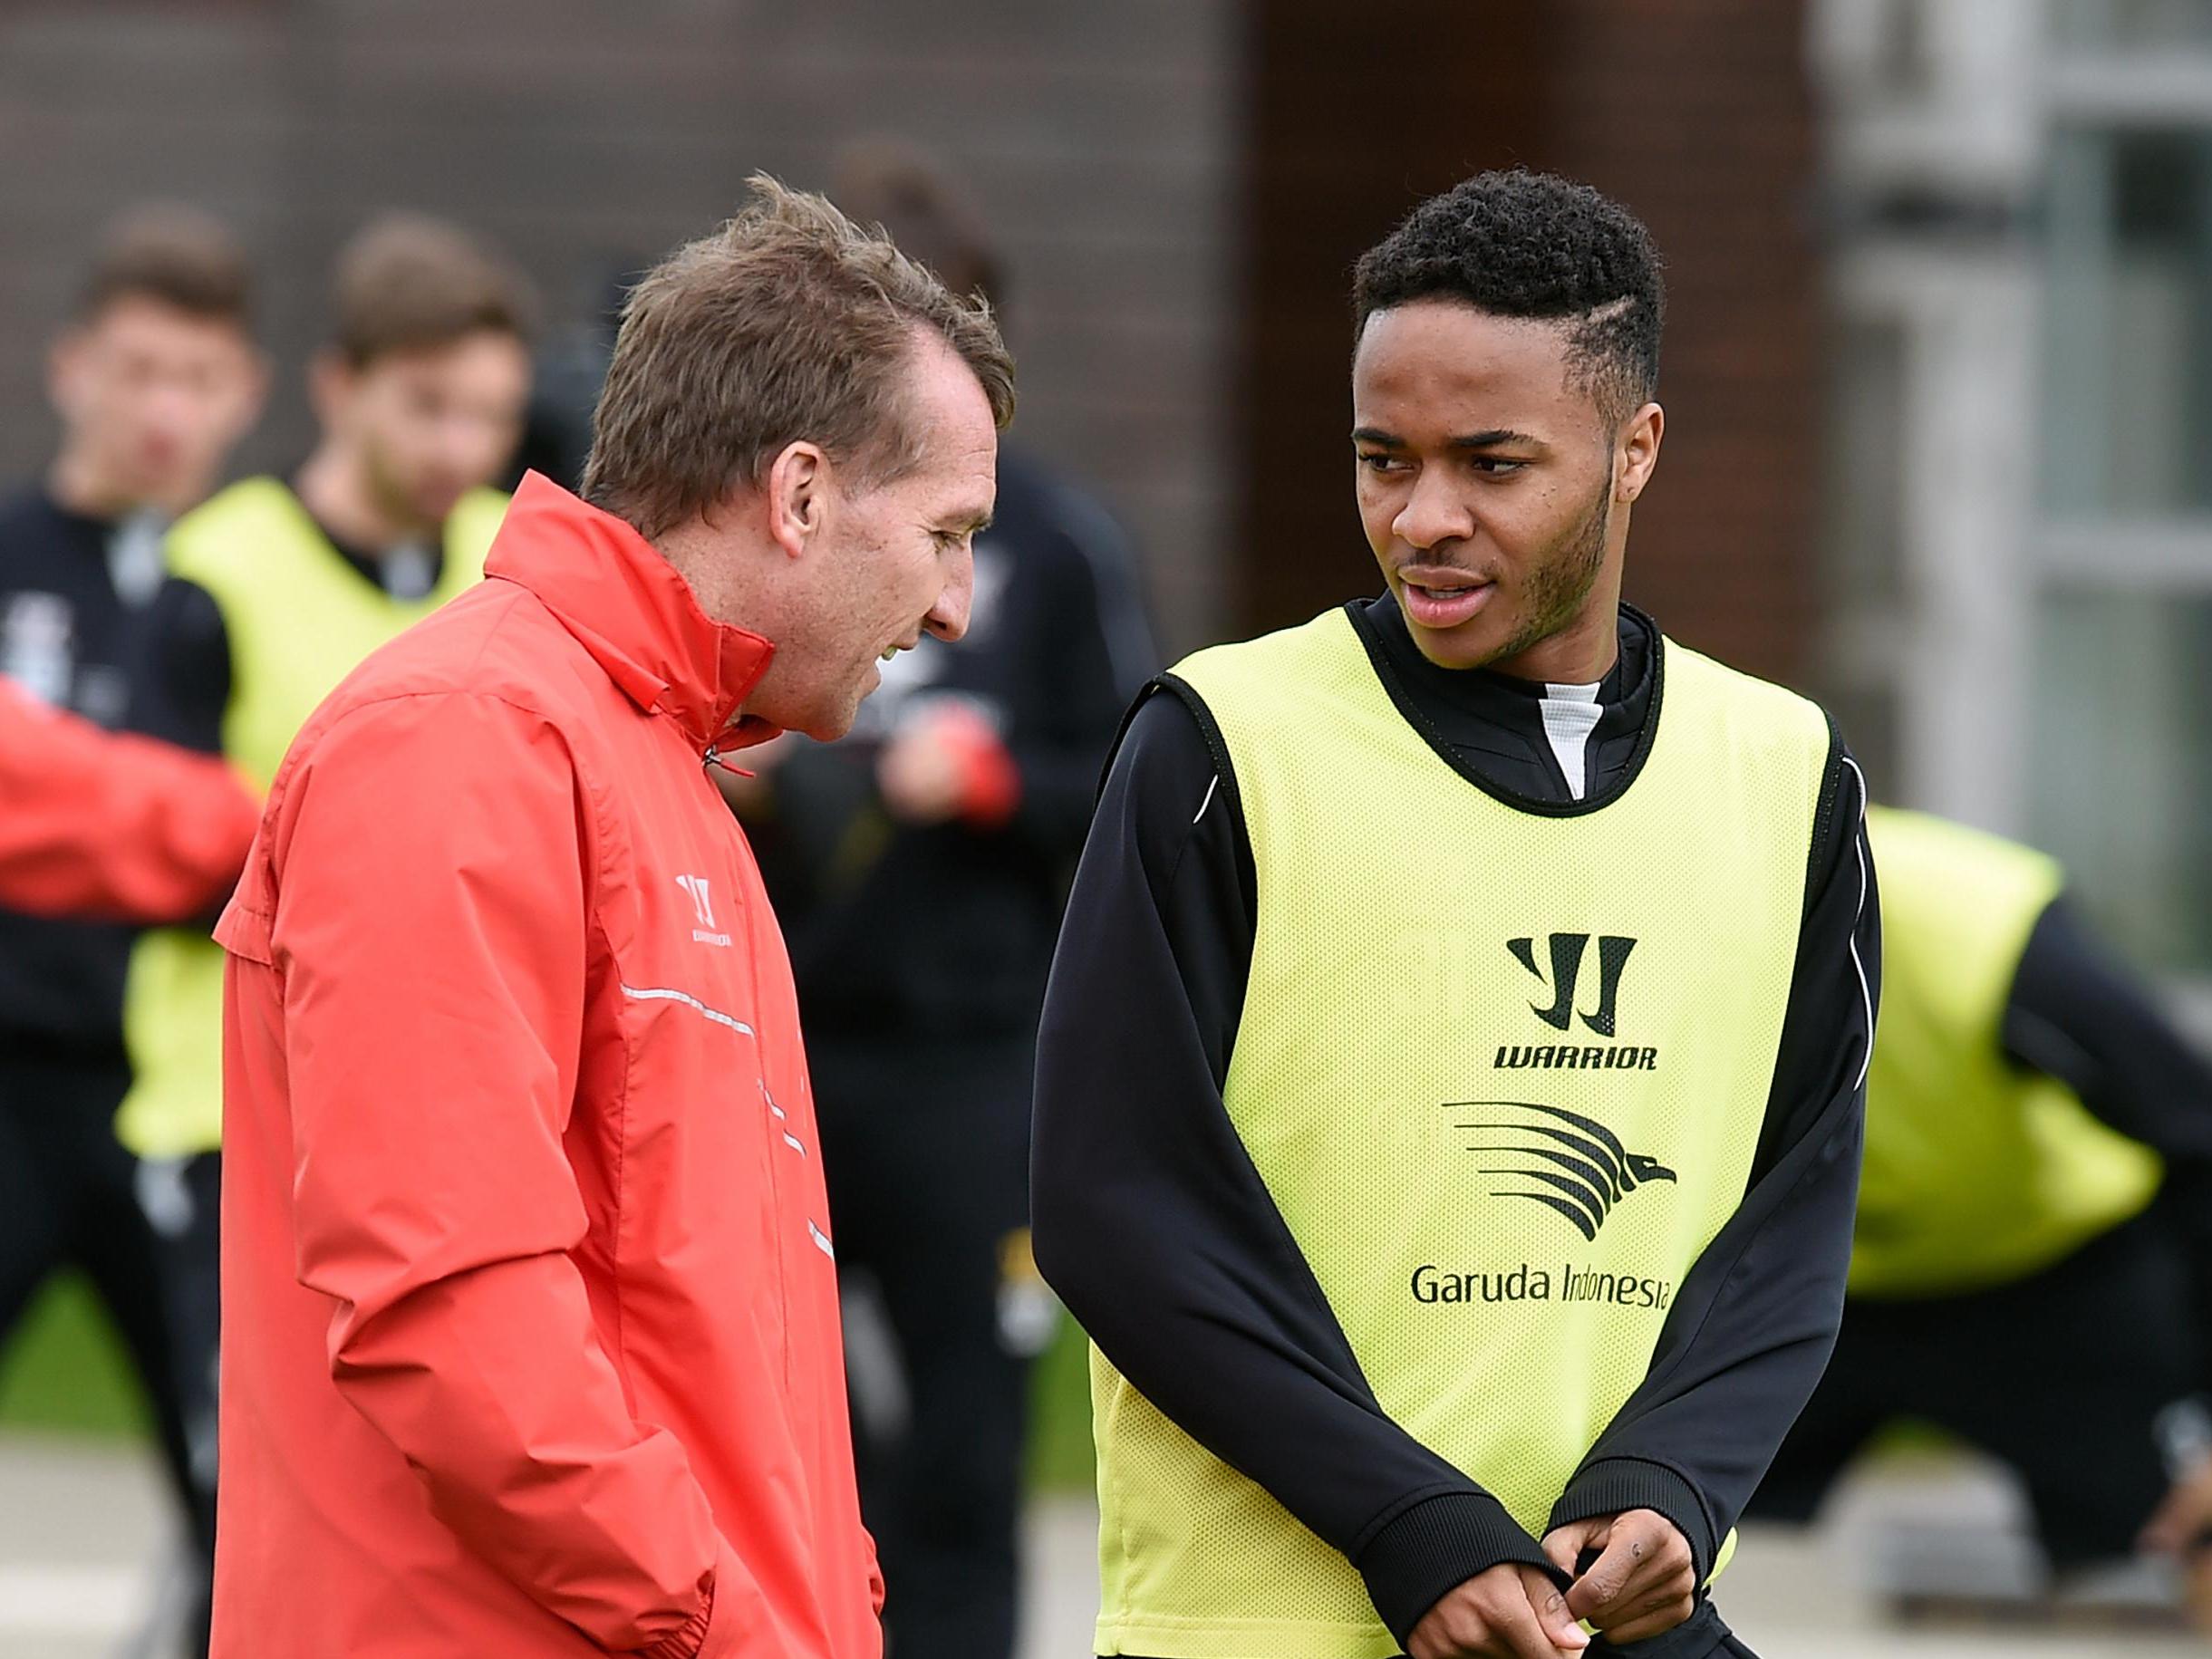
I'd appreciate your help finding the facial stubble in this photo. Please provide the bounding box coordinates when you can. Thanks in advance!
[1483,476,1613,672]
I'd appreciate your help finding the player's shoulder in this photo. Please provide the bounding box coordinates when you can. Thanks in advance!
[164,477,320,585]
[1100,679,1225,807]
[0,483,58,535]
[1661,632,1836,755]
[0,486,90,579]
[169,475,294,541]
[1867,805,2057,892]
[1172,604,1355,687]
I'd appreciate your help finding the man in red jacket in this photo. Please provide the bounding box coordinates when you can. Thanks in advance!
[0,674,255,921]
[210,177,1012,1658]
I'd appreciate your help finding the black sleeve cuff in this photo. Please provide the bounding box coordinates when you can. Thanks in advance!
[1548,1456,1717,1586]
[1353,1488,1565,1648]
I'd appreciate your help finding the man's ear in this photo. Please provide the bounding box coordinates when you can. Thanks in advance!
[1617,401,1664,505]
[45,328,89,420]
[764,441,828,560]
[306,349,358,431]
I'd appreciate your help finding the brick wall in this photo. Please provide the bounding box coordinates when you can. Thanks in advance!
[1235,1,1820,683]
[0,4,1816,680]
[0,0,1240,657]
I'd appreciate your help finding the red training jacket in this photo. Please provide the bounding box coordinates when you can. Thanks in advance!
[212,474,881,1657]
[0,673,256,921]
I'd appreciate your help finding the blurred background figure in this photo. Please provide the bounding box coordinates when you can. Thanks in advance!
[1753,805,2212,1614]
[0,203,264,1657]
[726,144,1155,1659]
[114,213,532,1655]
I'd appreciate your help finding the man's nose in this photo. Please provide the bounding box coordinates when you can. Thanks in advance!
[1392,470,1475,551]
[924,545,975,642]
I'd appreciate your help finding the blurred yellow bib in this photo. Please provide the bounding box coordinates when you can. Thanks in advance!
[1851,807,2160,1298]
[118,478,504,1161]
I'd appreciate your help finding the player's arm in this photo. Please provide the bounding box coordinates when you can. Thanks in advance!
[2007,894,2212,1607]
[128,574,233,755]
[2004,895,2212,1161]
[0,674,256,922]
[1542,738,1878,1636]
[876,507,1153,842]
[2004,892,2212,1371]
[258,692,758,1658]
[1032,690,1575,1654]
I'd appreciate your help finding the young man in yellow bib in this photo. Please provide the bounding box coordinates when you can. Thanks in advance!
[119,213,533,1654]
[1032,171,1878,1659]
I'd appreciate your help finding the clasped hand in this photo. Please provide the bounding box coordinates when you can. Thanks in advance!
[1407,1509,1696,1659]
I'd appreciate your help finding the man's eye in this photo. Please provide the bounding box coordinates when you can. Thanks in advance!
[1469,457,1525,477]
[1357,453,1404,474]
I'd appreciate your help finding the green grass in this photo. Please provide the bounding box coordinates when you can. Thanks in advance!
[1028,1311,1097,1491]
[0,1271,152,1438]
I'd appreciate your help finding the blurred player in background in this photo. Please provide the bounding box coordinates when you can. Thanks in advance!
[1755,805,2212,1620]
[729,145,1154,1659]
[1034,171,1877,1659]
[0,674,255,926]
[120,212,533,1652]
[0,204,264,1633]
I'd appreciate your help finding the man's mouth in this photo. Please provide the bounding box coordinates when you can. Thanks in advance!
[1398,572,1494,630]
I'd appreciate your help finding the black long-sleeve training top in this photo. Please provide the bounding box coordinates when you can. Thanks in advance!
[2004,894,2212,1356]
[1032,594,1879,1643]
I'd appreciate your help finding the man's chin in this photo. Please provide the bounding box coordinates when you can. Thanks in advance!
[801,694,865,744]
[1405,616,1511,672]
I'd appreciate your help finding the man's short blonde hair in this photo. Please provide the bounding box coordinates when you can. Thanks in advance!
[583,175,1016,541]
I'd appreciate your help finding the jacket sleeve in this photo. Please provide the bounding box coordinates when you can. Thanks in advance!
[1548,741,1879,1584]
[0,674,256,923]
[263,690,756,1659]
[1031,690,1564,1649]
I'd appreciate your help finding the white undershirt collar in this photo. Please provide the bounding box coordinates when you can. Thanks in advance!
[1539,680,1603,801]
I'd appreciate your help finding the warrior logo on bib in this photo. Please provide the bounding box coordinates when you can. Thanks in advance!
[1496,931,1661,1072]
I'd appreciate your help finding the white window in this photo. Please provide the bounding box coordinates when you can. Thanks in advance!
[1816,0,2212,977]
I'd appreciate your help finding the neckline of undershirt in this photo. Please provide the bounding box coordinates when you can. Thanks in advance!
[1541,680,1603,800]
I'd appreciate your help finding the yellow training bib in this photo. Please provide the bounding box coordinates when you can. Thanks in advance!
[118,479,505,1161]
[1090,607,1832,1658]
[1851,806,2160,1297]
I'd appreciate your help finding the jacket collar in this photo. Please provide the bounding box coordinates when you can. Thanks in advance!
[485,472,778,750]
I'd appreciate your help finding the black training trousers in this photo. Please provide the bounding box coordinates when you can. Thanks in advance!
[811,1033,1035,1659]
[0,1047,213,1563]
[1753,1201,2196,1567]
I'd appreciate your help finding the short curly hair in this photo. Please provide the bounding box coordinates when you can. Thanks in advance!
[1353,169,1664,428]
